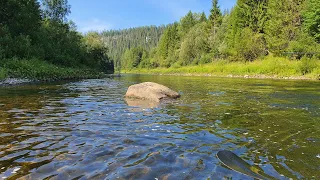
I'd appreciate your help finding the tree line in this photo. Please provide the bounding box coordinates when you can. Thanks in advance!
[101,26,166,71]
[103,0,320,71]
[0,0,114,74]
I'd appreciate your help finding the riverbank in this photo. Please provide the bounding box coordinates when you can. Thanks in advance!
[0,59,107,86]
[123,57,320,80]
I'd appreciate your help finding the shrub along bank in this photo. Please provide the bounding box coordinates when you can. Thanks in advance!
[124,56,320,80]
[0,59,105,82]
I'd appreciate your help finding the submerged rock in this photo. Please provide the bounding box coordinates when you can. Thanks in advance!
[125,82,180,102]
[125,97,160,109]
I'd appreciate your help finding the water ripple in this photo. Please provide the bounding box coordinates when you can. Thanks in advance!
[0,77,319,179]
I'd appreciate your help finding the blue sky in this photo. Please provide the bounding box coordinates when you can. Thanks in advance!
[68,0,236,32]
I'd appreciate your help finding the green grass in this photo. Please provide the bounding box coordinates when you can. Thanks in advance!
[0,67,8,80]
[124,56,320,80]
[0,58,105,81]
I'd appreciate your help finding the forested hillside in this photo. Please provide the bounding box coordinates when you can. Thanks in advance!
[111,0,320,78]
[1,0,319,80]
[101,26,165,71]
[0,0,114,81]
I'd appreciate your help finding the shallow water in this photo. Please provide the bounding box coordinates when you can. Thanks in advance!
[0,75,319,179]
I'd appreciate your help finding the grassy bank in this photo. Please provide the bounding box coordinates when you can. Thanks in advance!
[0,58,106,81]
[123,56,320,80]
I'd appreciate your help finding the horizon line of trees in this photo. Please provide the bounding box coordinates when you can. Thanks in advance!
[103,0,320,71]
[2,0,319,74]
[0,0,114,74]
[101,26,166,71]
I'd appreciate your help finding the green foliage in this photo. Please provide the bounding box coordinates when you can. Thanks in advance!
[209,12,230,58]
[125,56,315,77]
[0,68,8,80]
[38,20,82,67]
[41,0,71,22]
[265,0,305,54]
[113,0,319,80]
[179,11,196,36]
[0,0,41,59]
[157,23,179,66]
[298,56,318,75]
[233,28,266,61]
[3,0,318,79]
[179,23,209,65]
[225,0,268,60]
[199,12,207,23]
[0,0,41,38]
[302,0,320,42]
[121,47,147,69]
[101,26,165,71]
[0,26,34,59]
[199,53,214,64]
[0,0,114,79]
[209,0,222,27]
[83,32,114,73]
[2,58,103,80]
[235,0,268,33]
[127,56,320,79]
[287,32,320,59]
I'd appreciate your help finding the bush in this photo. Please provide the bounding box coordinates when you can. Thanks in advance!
[199,53,214,64]
[139,58,151,69]
[287,33,320,59]
[298,56,318,75]
[2,58,104,80]
[0,26,34,59]
[234,28,267,62]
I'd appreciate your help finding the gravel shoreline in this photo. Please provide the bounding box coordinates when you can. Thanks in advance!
[128,72,318,80]
[0,73,317,87]
[0,78,33,86]
[0,74,120,87]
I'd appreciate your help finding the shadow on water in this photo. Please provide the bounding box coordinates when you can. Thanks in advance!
[0,75,319,179]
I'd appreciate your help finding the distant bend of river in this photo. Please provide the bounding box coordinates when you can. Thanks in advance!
[0,74,319,179]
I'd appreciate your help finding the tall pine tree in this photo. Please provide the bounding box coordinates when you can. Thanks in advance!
[179,11,196,36]
[200,12,207,23]
[209,0,222,27]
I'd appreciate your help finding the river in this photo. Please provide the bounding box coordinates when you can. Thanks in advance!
[0,74,319,179]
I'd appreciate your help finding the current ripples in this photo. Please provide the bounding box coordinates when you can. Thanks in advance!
[0,79,235,180]
[0,76,319,179]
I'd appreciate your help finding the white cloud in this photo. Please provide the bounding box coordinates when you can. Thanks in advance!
[77,18,113,33]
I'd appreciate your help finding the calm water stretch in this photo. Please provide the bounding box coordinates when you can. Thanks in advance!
[0,75,319,179]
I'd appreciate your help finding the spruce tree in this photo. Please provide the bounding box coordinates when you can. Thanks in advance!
[179,11,196,35]
[209,0,222,27]
[200,12,207,23]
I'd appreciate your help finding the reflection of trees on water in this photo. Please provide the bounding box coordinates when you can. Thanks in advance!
[0,84,75,178]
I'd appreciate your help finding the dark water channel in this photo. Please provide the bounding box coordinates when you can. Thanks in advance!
[0,74,319,179]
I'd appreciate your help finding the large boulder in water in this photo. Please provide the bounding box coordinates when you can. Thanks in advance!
[125,82,180,102]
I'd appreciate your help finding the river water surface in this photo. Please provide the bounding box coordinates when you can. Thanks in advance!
[0,75,319,179]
